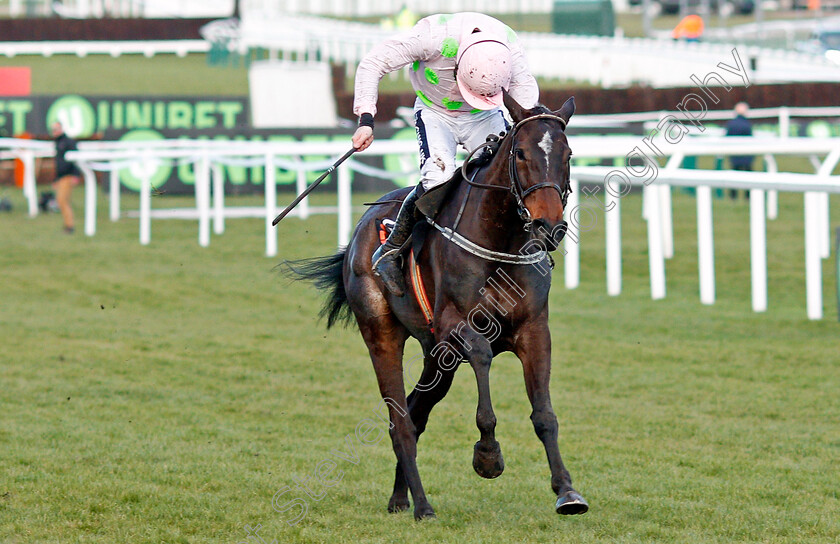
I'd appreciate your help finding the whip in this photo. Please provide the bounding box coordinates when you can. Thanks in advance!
[271,147,357,226]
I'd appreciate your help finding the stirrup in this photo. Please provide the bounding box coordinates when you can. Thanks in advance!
[372,246,401,271]
[372,246,407,296]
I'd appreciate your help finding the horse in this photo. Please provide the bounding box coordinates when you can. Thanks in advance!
[286,92,588,520]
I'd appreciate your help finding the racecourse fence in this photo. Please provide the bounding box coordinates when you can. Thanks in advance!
[0,40,209,58]
[1,0,558,18]
[247,0,558,17]
[3,121,839,320]
[3,12,838,89]
[228,13,840,87]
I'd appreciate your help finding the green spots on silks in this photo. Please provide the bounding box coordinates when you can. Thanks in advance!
[437,14,453,25]
[424,67,439,85]
[442,97,463,111]
[440,37,458,58]
[470,108,483,114]
[504,25,517,43]
[416,89,435,108]
[412,60,420,71]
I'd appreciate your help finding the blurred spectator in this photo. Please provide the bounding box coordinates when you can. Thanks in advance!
[725,102,754,200]
[381,4,418,30]
[672,15,704,42]
[34,123,102,232]
[395,5,418,29]
[50,122,82,233]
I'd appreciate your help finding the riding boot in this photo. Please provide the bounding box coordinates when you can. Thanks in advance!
[371,184,424,296]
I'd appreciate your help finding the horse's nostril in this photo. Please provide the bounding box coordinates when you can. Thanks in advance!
[552,221,568,243]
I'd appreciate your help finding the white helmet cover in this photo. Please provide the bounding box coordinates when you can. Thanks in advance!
[456,30,513,110]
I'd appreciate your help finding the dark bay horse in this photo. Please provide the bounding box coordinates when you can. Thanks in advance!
[287,92,588,519]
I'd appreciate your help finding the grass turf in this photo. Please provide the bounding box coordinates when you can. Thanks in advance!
[0,186,838,543]
[0,54,250,96]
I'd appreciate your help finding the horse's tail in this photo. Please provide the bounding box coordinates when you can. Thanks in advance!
[281,250,353,329]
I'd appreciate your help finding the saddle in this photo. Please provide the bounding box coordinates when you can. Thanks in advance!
[374,137,502,332]
[375,217,434,331]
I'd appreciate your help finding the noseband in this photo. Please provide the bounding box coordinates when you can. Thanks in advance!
[462,113,572,231]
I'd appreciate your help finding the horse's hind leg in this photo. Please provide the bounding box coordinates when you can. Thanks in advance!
[357,314,436,520]
[515,322,588,515]
[389,352,457,512]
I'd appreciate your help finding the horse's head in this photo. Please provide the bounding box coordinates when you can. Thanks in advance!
[501,92,575,252]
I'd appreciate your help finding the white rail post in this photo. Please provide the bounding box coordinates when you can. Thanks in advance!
[139,167,151,245]
[764,154,778,220]
[644,183,666,300]
[605,180,621,296]
[198,154,211,248]
[109,169,121,222]
[82,165,97,237]
[265,153,278,258]
[816,147,840,260]
[660,184,674,259]
[819,192,830,259]
[778,106,790,139]
[296,158,310,220]
[804,191,823,320]
[565,178,580,290]
[750,188,767,313]
[212,163,225,235]
[9,0,23,17]
[337,161,352,247]
[215,163,225,234]
[769,109,789,221]
[696,184,715,305]
[21,150,38,217]
[660,153,682,260]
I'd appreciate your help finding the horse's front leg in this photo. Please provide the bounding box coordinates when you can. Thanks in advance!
[454,325,505,479]
[515,320,588,515]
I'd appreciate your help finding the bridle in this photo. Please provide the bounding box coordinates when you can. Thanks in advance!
[462,113,572,231]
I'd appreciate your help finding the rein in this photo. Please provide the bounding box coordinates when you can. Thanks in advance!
[423,112,571,266]
[461,113,571,231]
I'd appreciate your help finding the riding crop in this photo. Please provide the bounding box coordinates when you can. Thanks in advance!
[271,147,357,226]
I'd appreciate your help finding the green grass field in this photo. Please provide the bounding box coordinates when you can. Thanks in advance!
[0,54,251,96]
[1,15,839,541]
[1,186,838,543]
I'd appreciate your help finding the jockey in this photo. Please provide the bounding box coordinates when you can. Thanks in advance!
[352,12,539,296]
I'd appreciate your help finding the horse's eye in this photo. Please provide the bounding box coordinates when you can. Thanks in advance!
[515,149,525,160]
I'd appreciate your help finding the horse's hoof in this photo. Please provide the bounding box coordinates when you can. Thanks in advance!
[414,504,436,520]
[555,490,589,515]
[387,496,410,513]
[473,439,505,479]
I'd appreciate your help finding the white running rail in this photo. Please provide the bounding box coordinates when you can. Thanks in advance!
[2,133,838,320]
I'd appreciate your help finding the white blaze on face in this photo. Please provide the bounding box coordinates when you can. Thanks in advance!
[538,131,553,173]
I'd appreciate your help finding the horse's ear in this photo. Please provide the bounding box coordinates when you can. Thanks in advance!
[554,96,576,126]
[503,89,527,123]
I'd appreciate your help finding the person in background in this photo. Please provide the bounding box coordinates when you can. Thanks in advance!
[51,121,82,234]
[725,102,754,200]
[672,14,704,42]
[352,12,539,296]
[381,4,418,30]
